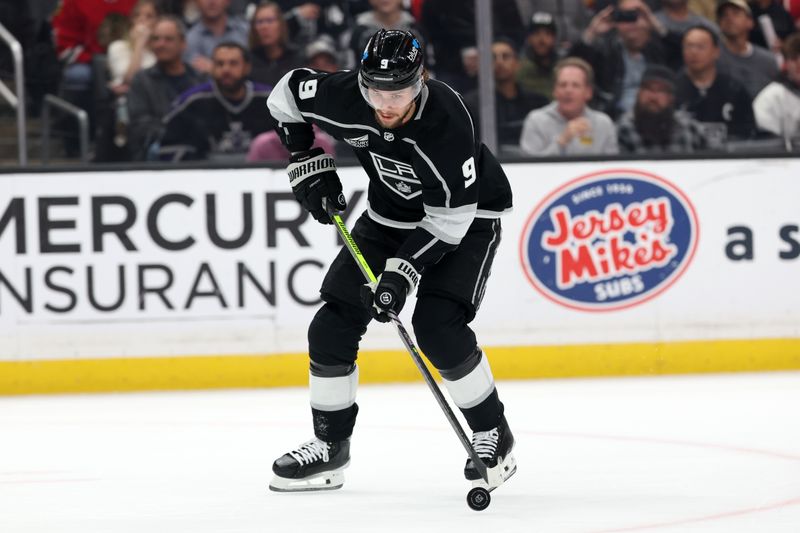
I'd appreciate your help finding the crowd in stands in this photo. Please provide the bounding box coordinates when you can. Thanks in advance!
[2,0,799,162]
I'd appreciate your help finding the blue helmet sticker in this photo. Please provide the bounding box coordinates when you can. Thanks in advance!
[520,169,699,311]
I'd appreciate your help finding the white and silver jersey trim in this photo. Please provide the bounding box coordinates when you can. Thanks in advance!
[419,203,477,245]
[366,201,477,245]
[267,68,315,124]
[475,207,513,218]
[301,112,380,135]
[413,85,430,120]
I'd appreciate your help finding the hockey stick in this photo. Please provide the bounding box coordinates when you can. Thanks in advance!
[329,212,490,485]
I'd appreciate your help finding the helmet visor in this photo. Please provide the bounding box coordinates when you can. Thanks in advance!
[358,73,423,111]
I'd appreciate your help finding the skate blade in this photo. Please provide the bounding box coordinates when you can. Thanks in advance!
[472,452,517,491]
[269,462,349,493]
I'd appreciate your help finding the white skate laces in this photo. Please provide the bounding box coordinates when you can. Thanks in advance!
[289,439,330,465]
[471,428,500,459]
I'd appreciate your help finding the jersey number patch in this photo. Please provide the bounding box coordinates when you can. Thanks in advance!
[462,157,476,188]
[299,79,318,100]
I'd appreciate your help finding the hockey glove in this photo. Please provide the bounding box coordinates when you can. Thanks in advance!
[360,258,419,322]
[287,147,347,224]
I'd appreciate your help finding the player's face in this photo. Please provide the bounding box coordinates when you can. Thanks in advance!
[366,87,416,128]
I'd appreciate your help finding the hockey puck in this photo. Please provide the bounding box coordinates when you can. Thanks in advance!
[466,487,491,511]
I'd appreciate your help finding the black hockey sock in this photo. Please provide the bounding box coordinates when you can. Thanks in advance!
[312,404,359,442]
[459,389,505,432]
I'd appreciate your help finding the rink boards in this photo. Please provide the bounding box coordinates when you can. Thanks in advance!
[1,158,799,393]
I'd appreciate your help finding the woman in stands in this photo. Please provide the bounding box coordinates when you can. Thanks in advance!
[248,1,305,87]
[103,0,161,157]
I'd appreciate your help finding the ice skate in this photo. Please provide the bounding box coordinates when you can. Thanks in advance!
[269,438,350,492]
[464,416,516,489]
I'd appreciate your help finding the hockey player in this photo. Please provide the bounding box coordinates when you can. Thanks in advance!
[267,29,516,493]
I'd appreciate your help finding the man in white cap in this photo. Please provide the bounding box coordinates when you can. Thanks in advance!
[716,0,779,98]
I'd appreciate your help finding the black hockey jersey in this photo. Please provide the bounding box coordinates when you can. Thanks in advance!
[267,68,513,272]
[161,80,275,160]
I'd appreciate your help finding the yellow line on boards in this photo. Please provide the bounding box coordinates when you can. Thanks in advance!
[1,338,799,395]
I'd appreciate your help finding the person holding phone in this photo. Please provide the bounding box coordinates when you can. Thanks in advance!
[570,0,683,118]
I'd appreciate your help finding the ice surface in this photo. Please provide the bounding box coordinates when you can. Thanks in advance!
[1,372,799,532]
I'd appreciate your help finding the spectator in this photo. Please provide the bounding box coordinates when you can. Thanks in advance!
[753,33,800,141]
[617,64,709,153]
[161,0,202,27]
[305,35,340,72]
[184,0,248,75]
[748,0,797,52]
[160,42,275,160]
[51,0,138,154]
[655,0,719,35]
[463,38,549,149]
[97,13,131,52]
[514,0,593,49]
[594,0,662,11]
[282,1,349,49]
[716,0,779,98]
[347,0,424,69]
[519,57,619,155]
[127,16,204,160]
[107,0,159,90]
[517,12,561,99]
[51,0,137,71]
[248,1,304,86]
[247,123,336,160]
[421,0,525,94]
[247,36,339,162]
[94,0,161,161]
[676,25,756,140]
[688,0,718,21]
[570,0,683,118]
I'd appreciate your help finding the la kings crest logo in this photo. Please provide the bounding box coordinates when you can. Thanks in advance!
[369,152,421,200]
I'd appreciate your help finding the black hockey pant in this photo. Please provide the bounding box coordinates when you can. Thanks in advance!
[307,295,504,442]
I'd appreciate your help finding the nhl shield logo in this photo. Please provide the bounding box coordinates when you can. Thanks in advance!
[383,132,395,141]
[520,169,699,311]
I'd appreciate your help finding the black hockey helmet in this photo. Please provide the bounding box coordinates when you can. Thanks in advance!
[359,29,424,97]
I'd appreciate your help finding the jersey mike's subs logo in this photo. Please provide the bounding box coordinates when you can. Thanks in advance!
[520,169,698,311]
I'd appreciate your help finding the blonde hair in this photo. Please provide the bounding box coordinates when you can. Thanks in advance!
[554,57,595,87]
